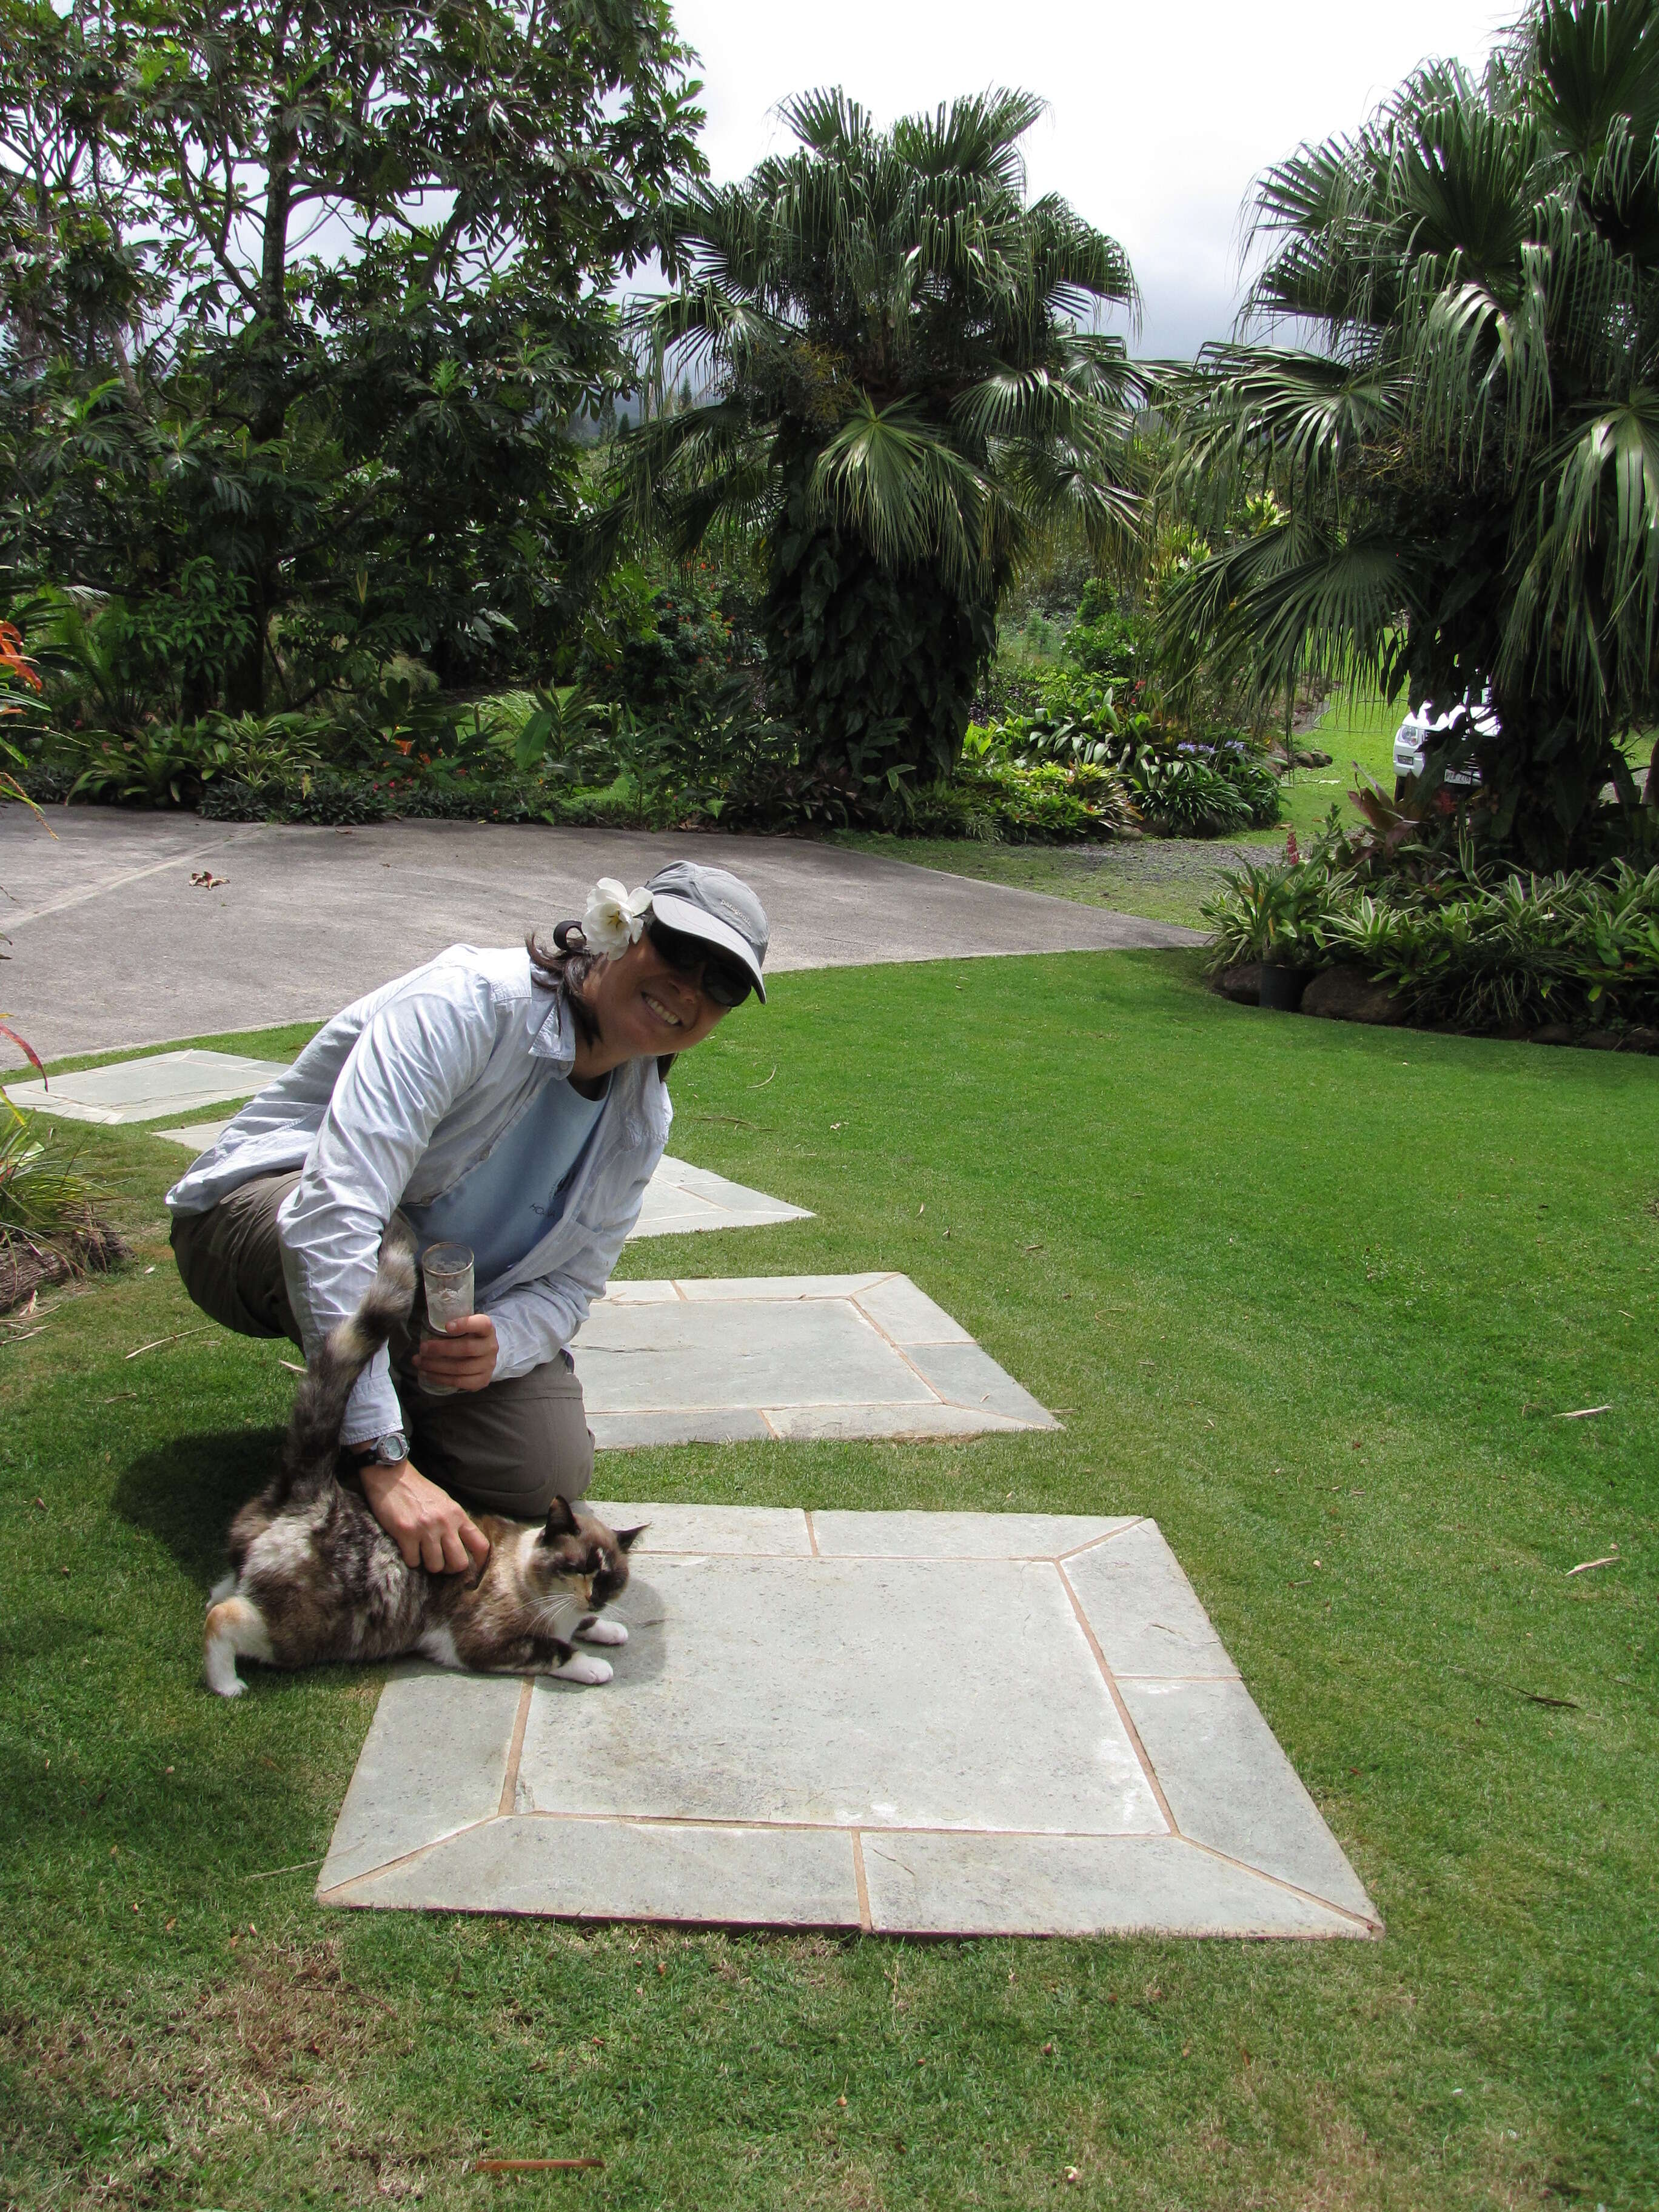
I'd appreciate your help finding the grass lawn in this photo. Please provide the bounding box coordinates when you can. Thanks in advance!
[4,949,1655,2209]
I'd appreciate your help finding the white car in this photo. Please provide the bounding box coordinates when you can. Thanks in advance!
[1392,697,1496,788]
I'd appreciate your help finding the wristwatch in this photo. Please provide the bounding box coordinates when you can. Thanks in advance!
[367,1429,410,1467]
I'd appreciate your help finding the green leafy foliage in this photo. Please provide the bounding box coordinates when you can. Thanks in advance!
[765,511,997,781]
[1162,0,1659,866]
[1062,583,1149,683]
[1204,831,1659,1030]
[0,1105,109,1243]
[603,87,1142,779]
[1129,755,1254,837]
[0,0,706,712]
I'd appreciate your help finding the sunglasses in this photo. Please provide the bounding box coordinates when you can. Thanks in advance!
[646,917,754,1008]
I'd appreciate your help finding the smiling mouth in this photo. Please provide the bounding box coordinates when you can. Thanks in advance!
[642,991,683,1028]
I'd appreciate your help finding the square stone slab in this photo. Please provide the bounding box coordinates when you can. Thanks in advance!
[318,1506,1380,1939]
[572,1275,1055,1446]
[628,1156,813,1238]
[7,1048,290,1125]
[147,1131,814,1248]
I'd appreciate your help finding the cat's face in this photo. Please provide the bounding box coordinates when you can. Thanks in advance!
[532,1496,645,1615]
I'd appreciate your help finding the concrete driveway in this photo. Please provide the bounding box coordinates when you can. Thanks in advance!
[0,808,1199,1060]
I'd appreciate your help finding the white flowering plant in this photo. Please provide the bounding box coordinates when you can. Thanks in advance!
[581,877,654,957]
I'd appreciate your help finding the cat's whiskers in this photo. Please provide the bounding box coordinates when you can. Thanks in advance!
[535,1583,589,1635]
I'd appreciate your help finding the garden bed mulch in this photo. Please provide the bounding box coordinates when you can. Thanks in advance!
[0,1221,129,1316]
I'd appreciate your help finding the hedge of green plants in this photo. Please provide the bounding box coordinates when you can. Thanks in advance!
[1204,822,1659,1032]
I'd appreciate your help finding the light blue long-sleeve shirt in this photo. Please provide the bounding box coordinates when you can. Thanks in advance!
[404,1068,608,1284]
[166,945,671,1445]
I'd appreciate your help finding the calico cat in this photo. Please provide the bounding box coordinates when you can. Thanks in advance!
[204,1215,643,1698]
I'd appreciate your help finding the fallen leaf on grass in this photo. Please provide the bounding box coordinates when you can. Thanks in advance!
[1521,1689,1580,1709]
[126,1326,213,1359]
[474,2160,604,2174]
[1566,1553,1620,1576]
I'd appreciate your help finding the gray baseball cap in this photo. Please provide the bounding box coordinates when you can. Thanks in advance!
[646,861,769,1002]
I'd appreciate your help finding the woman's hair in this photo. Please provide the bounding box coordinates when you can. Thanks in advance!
[526,922,675,1082]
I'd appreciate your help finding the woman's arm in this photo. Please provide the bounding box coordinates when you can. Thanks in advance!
[277,975,496,1445]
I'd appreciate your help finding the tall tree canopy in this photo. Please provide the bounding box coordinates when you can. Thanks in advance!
[1163,0,1659,865]
[0,0,703,710]
[608,88,1141,780]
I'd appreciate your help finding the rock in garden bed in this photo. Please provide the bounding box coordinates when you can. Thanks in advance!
[1300,968,1407,1026]
[1212,962,1263,1005]
[0,1221,129,1316]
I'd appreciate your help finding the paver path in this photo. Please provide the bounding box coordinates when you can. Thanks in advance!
[0,809,1199,1059]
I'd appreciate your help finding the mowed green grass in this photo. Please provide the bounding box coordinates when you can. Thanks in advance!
[2,950,1655,2210]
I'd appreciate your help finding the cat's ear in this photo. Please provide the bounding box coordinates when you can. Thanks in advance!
[539,1497,580,1544]
[614,1524,648,1553]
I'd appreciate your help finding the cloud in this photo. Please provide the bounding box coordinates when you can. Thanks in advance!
[672,0,1510,357]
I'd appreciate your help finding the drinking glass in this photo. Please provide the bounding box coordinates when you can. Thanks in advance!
[419,1242,474,1397]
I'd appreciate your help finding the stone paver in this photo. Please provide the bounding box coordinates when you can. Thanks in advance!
[571,1274,1056,1445]
[145,1105,811,1247]
[0,809,1199,1061]
[6,1048,291,1125]
[317,1506,1379,1939]
[629,1155,813,1238]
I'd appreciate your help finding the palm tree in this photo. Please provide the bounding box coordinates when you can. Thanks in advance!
[602,88,1141,783]
[1161,0,1659,866]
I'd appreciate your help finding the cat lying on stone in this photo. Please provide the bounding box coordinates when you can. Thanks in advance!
[204,1215,642,1698]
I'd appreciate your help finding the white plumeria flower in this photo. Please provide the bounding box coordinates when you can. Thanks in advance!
[581,876,654,958]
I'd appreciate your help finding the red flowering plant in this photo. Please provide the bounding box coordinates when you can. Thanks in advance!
[0,620,45,785]
[0,622,49,1081]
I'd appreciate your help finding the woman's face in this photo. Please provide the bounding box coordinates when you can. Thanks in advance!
[582,932,732,1062]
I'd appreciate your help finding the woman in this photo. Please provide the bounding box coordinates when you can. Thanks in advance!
[168,859,768,1578]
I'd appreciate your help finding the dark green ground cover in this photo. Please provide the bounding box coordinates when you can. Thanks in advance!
[2,950,1654,2208]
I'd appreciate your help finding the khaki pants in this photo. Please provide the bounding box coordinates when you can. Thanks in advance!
[170,1172,594,1518]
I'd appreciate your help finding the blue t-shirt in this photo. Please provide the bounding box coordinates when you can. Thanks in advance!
[405,1071,608,1285]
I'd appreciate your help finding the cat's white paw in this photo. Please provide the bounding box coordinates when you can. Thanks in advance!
[550,1651,612,1686]
[576,1617,627,1646]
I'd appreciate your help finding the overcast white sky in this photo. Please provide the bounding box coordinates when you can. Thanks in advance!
[671,0,1515,357]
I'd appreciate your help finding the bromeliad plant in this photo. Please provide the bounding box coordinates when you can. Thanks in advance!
[1204,818,1659,1028]
[1202,837,1350,967]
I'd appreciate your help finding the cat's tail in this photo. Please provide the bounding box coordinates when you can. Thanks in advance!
[272,1213,419,1508]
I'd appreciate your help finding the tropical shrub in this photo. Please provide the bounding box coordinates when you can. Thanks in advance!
[1204,838,1659,1030]
[1202,846,1350,968]
[1063,586,1150,683]
[0,1106,124,1312]
[606,87,1141,782]
[1131,755,1253,837]
[63,713,326,806]
[1164,0,1659,867]
[1326,865,1659,1030]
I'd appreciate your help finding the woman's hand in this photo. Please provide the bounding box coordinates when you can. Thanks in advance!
[412,1312,499,1393]
[361,1456,491,1576]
